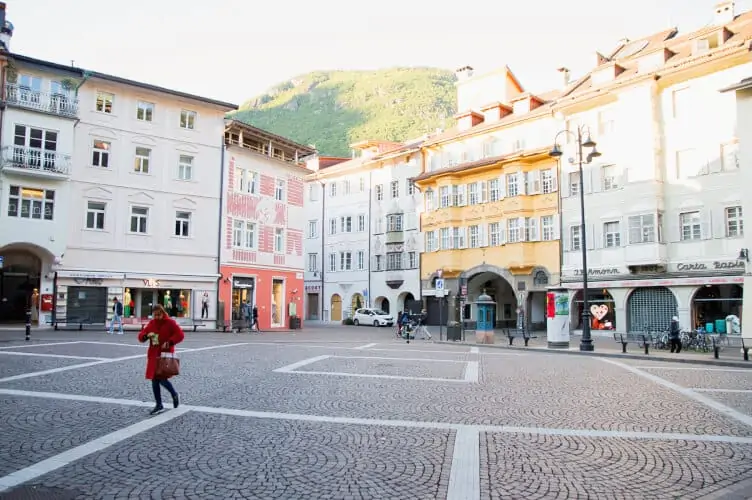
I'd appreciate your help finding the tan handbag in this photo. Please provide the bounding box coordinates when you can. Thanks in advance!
[155,352,180,378]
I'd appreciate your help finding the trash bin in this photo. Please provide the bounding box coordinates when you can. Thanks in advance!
[289,316,301,330]
[447,323,462,341]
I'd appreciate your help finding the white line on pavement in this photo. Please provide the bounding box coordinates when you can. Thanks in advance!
[273,355,331,373]
[447,428,480,500]
[77,341,144,348]
[0,351,107,361]
[332,355,466,363]
[463,361,480,383]
[4,388,752,444]
[354,343,378,350]
[179,343,250,353]
[0,407,189,493]
[634,366,752,373]
[470,347,479,354]
[0,341,81,350]
[692,388,752,393]
[279,370,472,383]
[601,359,752,429]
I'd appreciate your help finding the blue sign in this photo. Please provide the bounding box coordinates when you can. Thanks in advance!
[435,279,445,291]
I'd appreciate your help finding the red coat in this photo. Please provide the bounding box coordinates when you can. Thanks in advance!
[138,318,185,379]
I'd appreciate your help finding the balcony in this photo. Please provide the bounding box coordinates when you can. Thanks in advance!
[5,83,79,118]
[624,242,668,266]
[0,146,71,179]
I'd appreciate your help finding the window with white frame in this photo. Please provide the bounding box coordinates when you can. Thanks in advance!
[541,215,555,241]
[343,179,351,195]
[439,186,451,208]
[359,177,366,192]
[232,220,256,248]
[13,125,58,167]
[468,183,479,205]
[489,222,501,246]
[406,179,415,195]
[329,182,337,197]
[489,179,500,202]
[507,174,519,197]
[357,214,366,232]
[91,140,110,168]
[134,147,150,174]
[180,109,197,130]
[453,227,465,249]
[357,250,365,270]
[628,214,657,244]
[526,171,540,194]
[426,231,437,252]
[130,206,149,234]
[247,171,258,194]
[7,186,55,220]
[452,185,465,206]
[275,179,285,201]
[340,216,352,233]
[722,142,740,171]
[329,218,337,235]
[508,219,521,243]
[680,211,701,241]
[726,206,743,237]
[603,221,620,248]
[569,171,580,196]
[374,255,384,271]
[95,91,113,113]
[602,164,620,190]
[424,189,435,211]
[329,253,336,272]
[274,228,284,252]
[570,226,581,251]
[85,201,106,230]
[440,227,451,250]
[136,101,154,122]
[387,214,403,232]
[469,225,480,248]
[175,211,191,237]
[390,180,399,198]
[308,253,318,272]
[541,169,555,194]
[178,155,193,181]
[386,252,402,270]
[308,220,318,238]
[375,184,383,201]
[408,252,417,268]
[525,217,538,241]
[339,251,352,271]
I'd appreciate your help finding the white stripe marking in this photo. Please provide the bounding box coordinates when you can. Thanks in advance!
[3,388,752,444]
[273,355,331,373]
[470,347,479,354]
[333,355,466,363]
[0,351,107,361]
[464,361,480,383]
[634,366,752,373]
[179,343,250,353]
[447,428,480,500]
[76,341,144,348]
[0,341,81,350]
[0,407,189,493]
[354,343,377,350]
[692,388,752,394]
[601,359,752,429]
[280,370,471,383]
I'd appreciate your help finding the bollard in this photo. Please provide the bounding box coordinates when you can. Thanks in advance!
[25,309,31,341]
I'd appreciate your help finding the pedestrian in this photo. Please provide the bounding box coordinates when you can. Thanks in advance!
[669,315,682,353]
[251,305,260,333]
[138,304,184,415]
[108,297,124,335]
[400,311,411,338]
[395,311,403,338]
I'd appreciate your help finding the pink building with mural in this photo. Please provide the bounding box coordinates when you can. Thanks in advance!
[218,120,315,330]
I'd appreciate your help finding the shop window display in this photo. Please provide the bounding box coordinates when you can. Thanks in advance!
[272,279,284,326]
[130,288,192,319]
[231,277,255,321]
[692,284,743,334]
[571,290,615,330]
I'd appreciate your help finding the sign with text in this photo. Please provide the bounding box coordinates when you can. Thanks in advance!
[567,268,622,277]
[674,261,745,272]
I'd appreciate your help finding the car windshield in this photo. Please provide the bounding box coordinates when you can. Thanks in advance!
[372,310,388,315]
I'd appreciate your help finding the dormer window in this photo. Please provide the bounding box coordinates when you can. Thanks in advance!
[637,48,675,73]
[455,111,484,131]
[693,35,719,56]
[511,95,544,115]
[480,102,512,123]
[591,63,626,86]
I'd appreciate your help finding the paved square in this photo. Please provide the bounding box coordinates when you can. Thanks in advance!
[0,330,751,499]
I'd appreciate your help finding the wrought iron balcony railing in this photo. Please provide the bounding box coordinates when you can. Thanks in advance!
[1,146,71,176]
[5,83,79,117]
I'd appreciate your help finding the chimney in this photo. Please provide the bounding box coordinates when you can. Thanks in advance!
[715,1,735,24]
[0,2,12,52]
[455,65,474,81]
[557,67,571,89]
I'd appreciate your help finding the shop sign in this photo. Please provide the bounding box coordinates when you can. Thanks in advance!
[572,268,621,276]
[676,261,745,272]
[142,279,161,288]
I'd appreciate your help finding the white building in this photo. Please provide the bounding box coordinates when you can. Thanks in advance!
[54,68,235,328]
[0,49,77,324]
[558,2,751,335]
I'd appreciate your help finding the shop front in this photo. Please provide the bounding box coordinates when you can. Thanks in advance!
[304,283,321,321]
[219,266,304,330]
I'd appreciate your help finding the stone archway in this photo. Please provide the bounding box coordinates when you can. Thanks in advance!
[626,287,677,332]
[398,291,416,313]
[330,294,342,322]
[463,266,517,329]
[375,296,390,314]
[350,293,365,316]
[0,243,50,323]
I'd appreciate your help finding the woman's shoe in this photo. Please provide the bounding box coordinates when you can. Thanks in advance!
[172,393,179,408]
[149,405,164,415]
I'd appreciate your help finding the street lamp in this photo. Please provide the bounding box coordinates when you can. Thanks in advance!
[549,125,601,352]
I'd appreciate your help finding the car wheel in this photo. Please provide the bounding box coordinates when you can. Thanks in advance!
[353,319,359,326]
[373,320,379,327]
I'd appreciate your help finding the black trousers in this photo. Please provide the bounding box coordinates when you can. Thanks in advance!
[152,378,177,404]
[669,338,682,353]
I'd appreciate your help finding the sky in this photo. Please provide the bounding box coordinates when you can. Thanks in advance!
[7,0,752,106]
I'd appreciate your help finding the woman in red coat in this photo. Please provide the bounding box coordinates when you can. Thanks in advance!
[138,304,185,415]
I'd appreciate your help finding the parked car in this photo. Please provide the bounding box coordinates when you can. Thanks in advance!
[352,308,394,327]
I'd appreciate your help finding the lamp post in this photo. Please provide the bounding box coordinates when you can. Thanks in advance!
[549,125,601,352]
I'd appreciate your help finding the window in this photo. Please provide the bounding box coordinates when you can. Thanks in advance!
[439,186,451,208]
[130,206,148,234]
[180,109,197,130]
[489,222,501,246]
[359,177,366,192]
[525,217,538,241]
[308,220,318,238]
[375,184,383,201]
[96,91,113,113]
[13,125,58,169]
[426,231,437,252]
[92,140,110,168]
[541,169,556,194]
[424,189,435,211]
[308,253,318,272]
[391,180,399,198]
[274,228,284,252]
[569,172,580,196]
[406,179,415,195]
[247,172,258,194]
[386,252,402,271]
[175,211,191,237]
[602,165,620,190]
[386,214,403,232]
[275,179,285,201]
[134,147,151,174]
[329,253,336,272]
[440,227,451,250]
[541,216,555,241]
[343,179,351,195]
[357,214,366,232]
[570,226,581,251]
[726,206,743,237]
[489,179,500,202]
[357,250,365,270]
[469,225,479,248]
[722,142,739,171]
[408,252,417,268]
[329,183,337,197]
[468,183,479,205]
[508,219,521,243]
[453,227,465,249]
[329,218,337,235]
[232,220,256,248]
[676,149,699,178]
[86,201,106,230]
[7,186,54,220]
[603,221,621,248]
[136,101,154,122]
[628,214,658,244]
[680,211,701,241]
[178,155,193,181]
[672,87,691,119]
[340,216,352,233]
[507,174,519,197]
[339,251,352,271]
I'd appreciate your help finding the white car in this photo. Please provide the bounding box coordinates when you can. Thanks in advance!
[352,308,394,327]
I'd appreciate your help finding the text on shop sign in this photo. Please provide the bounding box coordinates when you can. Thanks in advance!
[676,261,745,272]
[573,268,620,276]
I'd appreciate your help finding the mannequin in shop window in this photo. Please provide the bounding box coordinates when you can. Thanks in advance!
[124,288,132,317]
[30,288,39,324]
[201,292,209,319]
[163,291,172,313]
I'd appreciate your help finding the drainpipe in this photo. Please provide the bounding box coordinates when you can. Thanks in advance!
[367,170,372,308]
[319,179,325,320]
[217,138,226,325]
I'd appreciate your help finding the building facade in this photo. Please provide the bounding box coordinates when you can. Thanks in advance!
[557,2,751,335]
[218,120,314,330]
[415,66,562,329]
[55,69,236,329]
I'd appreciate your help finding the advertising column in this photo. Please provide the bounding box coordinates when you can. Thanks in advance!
[546,287,570,348]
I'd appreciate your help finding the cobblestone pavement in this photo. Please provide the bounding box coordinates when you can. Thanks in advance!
[0,332,751,499]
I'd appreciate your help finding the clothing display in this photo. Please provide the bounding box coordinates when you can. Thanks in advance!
[30,289,39,323]
[124,288,132,317]
[163,291,172,309]
[201,293,209,319]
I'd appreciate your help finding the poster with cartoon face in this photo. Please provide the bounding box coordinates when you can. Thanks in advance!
[590,303,614,330]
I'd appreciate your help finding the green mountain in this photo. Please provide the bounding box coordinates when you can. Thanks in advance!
[231,67,457,157]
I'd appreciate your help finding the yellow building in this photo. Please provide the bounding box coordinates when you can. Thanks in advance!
[414,66,562,329]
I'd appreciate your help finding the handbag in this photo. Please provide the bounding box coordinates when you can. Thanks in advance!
[155,352,180,378]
